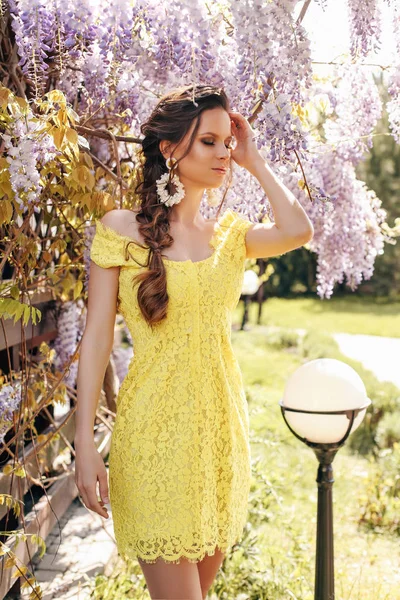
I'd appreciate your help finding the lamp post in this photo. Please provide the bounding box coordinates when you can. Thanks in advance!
[279,358,371,600]
[240,269,259,330]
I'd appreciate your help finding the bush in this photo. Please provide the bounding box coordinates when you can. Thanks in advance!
[375,411,400,450]
[265,329,301,350]
[358,443,400,536]
[210,456,313,599]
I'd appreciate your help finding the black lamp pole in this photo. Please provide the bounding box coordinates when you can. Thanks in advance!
[279,401,370,600]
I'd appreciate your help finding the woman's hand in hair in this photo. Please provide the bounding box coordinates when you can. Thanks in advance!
[228,111,262,171]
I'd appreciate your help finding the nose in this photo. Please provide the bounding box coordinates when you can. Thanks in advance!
[218,143,230,161]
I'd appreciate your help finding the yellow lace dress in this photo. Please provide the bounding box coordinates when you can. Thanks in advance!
[89,208,254,565]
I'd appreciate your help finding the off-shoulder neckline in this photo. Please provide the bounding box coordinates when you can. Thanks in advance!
[95,208,237,266]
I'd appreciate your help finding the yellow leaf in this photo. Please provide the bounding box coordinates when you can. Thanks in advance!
[0,543,10,556]
[74,165,95,191]
[72,142,80,161]
[49,184,65,195]
[21,578,36,589]
[57,108,69,126]
[66,128,78,145]
[15,97,29,112]
[45,90,67,106]
[81,152,94,169]
[14,466,26,478]
[52,127,66,150]
[0,87,12,109]
[2,464,13,475]
[11,565,28,577]
[0,199,13,224]
[5,556,16,568]
[73,280,83,301]
[29,586,42,599]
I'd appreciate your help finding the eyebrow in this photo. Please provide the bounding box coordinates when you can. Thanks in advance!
[199,132,234,140]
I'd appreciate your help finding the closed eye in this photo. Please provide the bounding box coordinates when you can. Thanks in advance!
[202,141,234,149]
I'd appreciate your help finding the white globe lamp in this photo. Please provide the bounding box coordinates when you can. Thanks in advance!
[241,269,260,330]
[242,269,259,296]
[280,358,371,444]
[279,358,371,600]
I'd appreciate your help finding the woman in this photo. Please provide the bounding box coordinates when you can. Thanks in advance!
[74,84,313,600]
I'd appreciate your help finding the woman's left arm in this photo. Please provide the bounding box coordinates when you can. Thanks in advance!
[229,111,314,259]
[248,158,314,238]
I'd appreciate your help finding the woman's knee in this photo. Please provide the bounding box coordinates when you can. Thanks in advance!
[138,555,203,600]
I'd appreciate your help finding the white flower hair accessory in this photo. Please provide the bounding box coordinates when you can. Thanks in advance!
[156,157,185,207]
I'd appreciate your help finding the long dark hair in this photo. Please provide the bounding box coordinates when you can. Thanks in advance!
[129,84,233,329]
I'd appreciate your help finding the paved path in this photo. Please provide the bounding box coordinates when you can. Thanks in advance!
[257,325,400,390]
[331,332,400,389]
[19,496,116,600]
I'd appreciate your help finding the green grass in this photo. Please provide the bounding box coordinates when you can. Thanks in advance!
[223,326,400,600]
[233,295,400,337]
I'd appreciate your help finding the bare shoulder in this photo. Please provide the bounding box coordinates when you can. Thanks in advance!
[100,209,140,237]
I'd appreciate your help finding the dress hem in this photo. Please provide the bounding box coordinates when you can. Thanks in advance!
[117,532,245,566]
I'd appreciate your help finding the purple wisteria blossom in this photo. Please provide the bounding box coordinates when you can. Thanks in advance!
[0,380,22,445]
[348,0,383,59]
[53,300,82,389]
[323,64,383,164]
[4,0,400,300]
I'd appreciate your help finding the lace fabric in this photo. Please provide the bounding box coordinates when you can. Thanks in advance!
[90,208,255,565]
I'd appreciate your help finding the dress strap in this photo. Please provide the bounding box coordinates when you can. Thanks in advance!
[90,219,149,269]
[210,208,254,261]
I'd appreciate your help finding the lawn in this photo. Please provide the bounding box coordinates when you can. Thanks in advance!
[220,323,400,600]
[233,295,400,338]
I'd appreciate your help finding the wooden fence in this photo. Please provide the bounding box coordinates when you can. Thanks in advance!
[0,290,115,599]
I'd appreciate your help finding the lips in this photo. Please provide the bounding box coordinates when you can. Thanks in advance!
[212,168,227,173]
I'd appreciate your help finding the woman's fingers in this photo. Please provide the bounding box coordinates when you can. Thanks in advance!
[80,484,109,518]
[229,112,253,138]
[98,472,110,505]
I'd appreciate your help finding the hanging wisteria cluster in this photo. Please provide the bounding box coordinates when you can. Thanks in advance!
[2,0,400,300]
[53,300,85,390]
[0,380,22,444]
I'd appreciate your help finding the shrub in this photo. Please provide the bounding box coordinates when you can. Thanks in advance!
[358,443,400,535]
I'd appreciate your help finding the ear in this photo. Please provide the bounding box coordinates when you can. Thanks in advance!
[159,140,172,160]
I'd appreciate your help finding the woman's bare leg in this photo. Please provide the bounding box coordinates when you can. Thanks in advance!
[196,548,226,600]
[138,556,203,600]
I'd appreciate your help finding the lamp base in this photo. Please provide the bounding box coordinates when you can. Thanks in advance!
[314,448,335,600]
